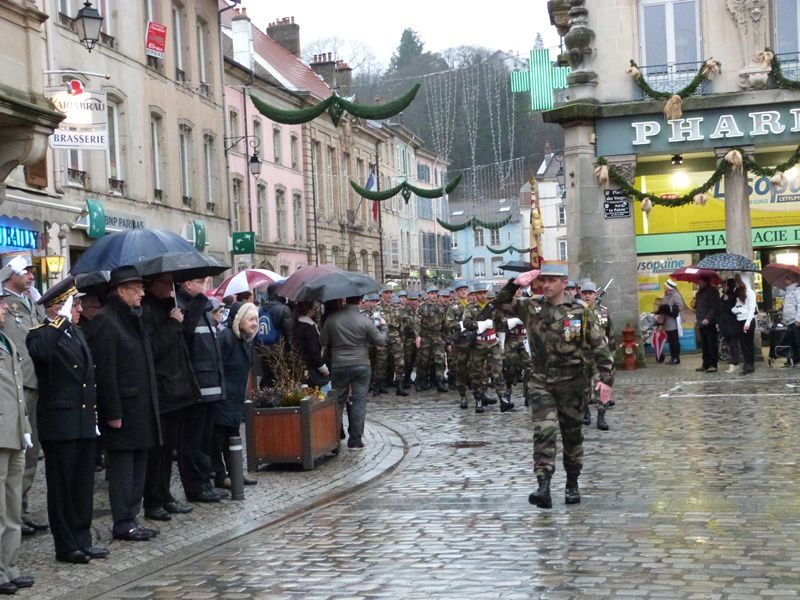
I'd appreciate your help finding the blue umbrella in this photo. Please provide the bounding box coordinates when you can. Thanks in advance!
[696,252,759,272]
[71,229,198,275]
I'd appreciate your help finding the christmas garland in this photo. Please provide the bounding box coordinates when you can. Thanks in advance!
[452,255,472,265]
[250,84,420,127]
[486,245,532,255]
[595,141,800,209]
[768,51,800,91]
[435,213,513,232]
[626,58,720,119]
[350,174,461,204]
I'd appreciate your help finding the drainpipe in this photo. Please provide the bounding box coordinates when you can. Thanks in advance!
[218,3,235,269]
[43,1,64,195]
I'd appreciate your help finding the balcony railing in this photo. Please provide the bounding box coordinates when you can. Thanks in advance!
[108,178,125,195]
[58,12,75,29]
[775,52,800,81]
[637,60,710,98]
[176,68,186,84]
[153,188,163,202]
[182,195,193,207]
[67,168,86,187]
[199,82,210,98]
[100,31,115,49]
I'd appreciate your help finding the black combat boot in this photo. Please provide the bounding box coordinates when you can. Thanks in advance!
[528,473,552,508]
[582,407,591,425]
[395,385,408,397]
[499,391,514,413]
[565,471,581,504]
[459,394,468,409]
[484,393,497,405]
[596,411,609,431]
[474,394,485,414]
[415,378,426,392]
[437,378,449,393]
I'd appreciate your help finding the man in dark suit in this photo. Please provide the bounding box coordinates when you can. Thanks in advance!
[88,266,161,542]
[26,277,109,564]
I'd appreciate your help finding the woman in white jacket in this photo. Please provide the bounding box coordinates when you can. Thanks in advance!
[731,274,757,374]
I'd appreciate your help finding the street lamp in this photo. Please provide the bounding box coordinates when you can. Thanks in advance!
[554,151,566,198]
[74,1,104,53]
[248,152,262,177]
[45,255,65,279]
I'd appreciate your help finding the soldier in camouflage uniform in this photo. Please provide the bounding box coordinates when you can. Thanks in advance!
[498,286,531,405]
[371,287,394,395]
[494,261,614,509]
[579,281,616,431]
[401,292,422,389]
[444,280,473,409]
[415,286,448,392]
[463,283,513,413]
[385,291,409,396]
[361,293,380,394]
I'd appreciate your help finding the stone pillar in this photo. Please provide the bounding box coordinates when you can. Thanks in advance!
[715,148,753,262]
[565,125,640,343]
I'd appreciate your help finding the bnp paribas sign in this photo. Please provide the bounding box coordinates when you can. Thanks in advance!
[46,80,107,150]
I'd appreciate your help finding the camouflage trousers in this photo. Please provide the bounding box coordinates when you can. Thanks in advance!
[403,339,417,381]
[527,375,590,477]
[416,334,446,383]
[503,339,530,386]
[468,342,506,398]
[450,342,472,395]
[372,331,404,386]
[584,370,605,415]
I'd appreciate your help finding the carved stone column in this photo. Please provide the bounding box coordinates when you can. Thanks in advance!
[563,0,597,100]
[726,0,771,90]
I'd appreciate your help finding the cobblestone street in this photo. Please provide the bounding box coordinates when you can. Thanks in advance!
[22,362,800,599]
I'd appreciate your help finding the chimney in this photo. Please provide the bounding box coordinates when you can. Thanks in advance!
[310,52,337,90]
[267,17,300,57]
[335,60,352,96]
[231,7,253,71]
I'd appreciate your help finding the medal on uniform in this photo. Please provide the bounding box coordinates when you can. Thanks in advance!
[10,302,17,312]
[563,319,571,341]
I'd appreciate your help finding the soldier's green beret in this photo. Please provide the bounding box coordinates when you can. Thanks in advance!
[540,261,569,278]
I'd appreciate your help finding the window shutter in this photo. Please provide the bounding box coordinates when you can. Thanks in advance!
[24,156,47,188]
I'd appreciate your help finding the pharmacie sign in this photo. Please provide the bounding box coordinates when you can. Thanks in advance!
[45,80,107,150]
[636,224,800,254]
[597,101,800,156]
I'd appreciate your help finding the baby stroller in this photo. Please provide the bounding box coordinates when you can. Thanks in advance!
[768,315,794,367]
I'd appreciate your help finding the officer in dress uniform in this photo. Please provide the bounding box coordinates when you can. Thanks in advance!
[494,261,614,509]
[26,277,108,564]
[579,281,616,431]
[0,254,47,537]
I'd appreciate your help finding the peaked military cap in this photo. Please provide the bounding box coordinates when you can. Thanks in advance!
[539,261,569,278]
[364,293,379,302]
[580,280,599,293]
[439,289,451,297]
[426,286,439,293]
[380,286,393,294]
[452,279,468,290]
[565,280,577,289]
[473,282,491,292]
[398,290,408,297]
[38,275,84,307]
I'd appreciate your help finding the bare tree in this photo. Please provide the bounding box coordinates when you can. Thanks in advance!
[302,36,376,72]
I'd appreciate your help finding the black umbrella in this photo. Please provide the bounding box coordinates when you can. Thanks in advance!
[696,252,759,272]
[74,271,110,291]
[498,260,535,273]
[294,271,379,302]
[136,251,230,282]
[71,229,198,274]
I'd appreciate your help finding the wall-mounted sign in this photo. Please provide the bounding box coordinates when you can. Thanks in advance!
[603,190,631,219]
[0,217,41,252]
[75,208,145,235]
[45,80,107,150]
[145,22,167,59]
[597,101,800,156]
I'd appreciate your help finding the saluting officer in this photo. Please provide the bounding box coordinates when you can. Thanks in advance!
[494,261,614,509]
[26,277,108,564]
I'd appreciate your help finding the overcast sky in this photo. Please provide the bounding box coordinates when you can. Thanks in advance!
[239,1,561,68]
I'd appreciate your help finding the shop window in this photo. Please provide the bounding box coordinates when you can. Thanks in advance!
[639,0,699,71]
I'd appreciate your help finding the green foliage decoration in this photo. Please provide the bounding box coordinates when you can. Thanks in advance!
[453,255,472,265]
[350,174,461,204]
[486,245,531,255]
[628,59,718,101]
[250,84,420,127]
[435,213,513,232]
[596,142,800,208]
[769,52,800,91]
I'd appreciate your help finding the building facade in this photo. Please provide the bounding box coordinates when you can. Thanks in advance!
[545,0,800,337]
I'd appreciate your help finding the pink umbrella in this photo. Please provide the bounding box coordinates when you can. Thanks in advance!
[212,268,282,298]
[277,264,342,300]
[652,328,667,363]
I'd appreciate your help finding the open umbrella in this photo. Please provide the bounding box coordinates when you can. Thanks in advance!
[137,251,230,282]
[277,264,343,300]
[71,229,198,274]
[761,263,800,290]
[294,271,380,303]
[696,252,759,272]
[212,268,282,298]
[498,260,535,273]
[669,266,724,286]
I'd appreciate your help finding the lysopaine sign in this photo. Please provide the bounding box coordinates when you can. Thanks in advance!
[597,102,800,156]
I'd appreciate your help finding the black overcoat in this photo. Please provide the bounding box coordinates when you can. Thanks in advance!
[88,295,161,450]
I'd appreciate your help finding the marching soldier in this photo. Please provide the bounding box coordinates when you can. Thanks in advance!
[579,281,616,431]
[371,287,393,395]
[494,261,614,509]
[444,280,474,410]
[463,283,512,413]
[384,290,409,396]
[498,286,531,406]
[401,292,421,390]
[26,277,108,564]
[416,286,448,392]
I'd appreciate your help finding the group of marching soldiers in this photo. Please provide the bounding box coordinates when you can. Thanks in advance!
[358,274,617,427]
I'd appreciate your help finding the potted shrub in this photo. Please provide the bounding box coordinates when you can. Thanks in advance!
[245,341,340,471]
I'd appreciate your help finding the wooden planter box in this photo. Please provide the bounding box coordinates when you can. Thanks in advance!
[244,396,340,472]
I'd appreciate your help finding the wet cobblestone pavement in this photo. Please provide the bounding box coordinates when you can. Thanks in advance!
[74,363,800,599]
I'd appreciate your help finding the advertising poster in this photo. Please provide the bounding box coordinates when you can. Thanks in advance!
[637,253,697,352]
[145,22,167,59]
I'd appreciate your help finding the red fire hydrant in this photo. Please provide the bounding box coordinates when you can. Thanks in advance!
[621,324,638,371]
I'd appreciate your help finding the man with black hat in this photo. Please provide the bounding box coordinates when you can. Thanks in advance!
[0,253,46,536]
[88,266,161,541]
[27,277,108,563]
[0,286,34,593]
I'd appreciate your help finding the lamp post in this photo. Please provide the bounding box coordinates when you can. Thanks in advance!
[554,151,566,199]
[74,1,104,53]
[45,255,65,280]
[223,135,261,236]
